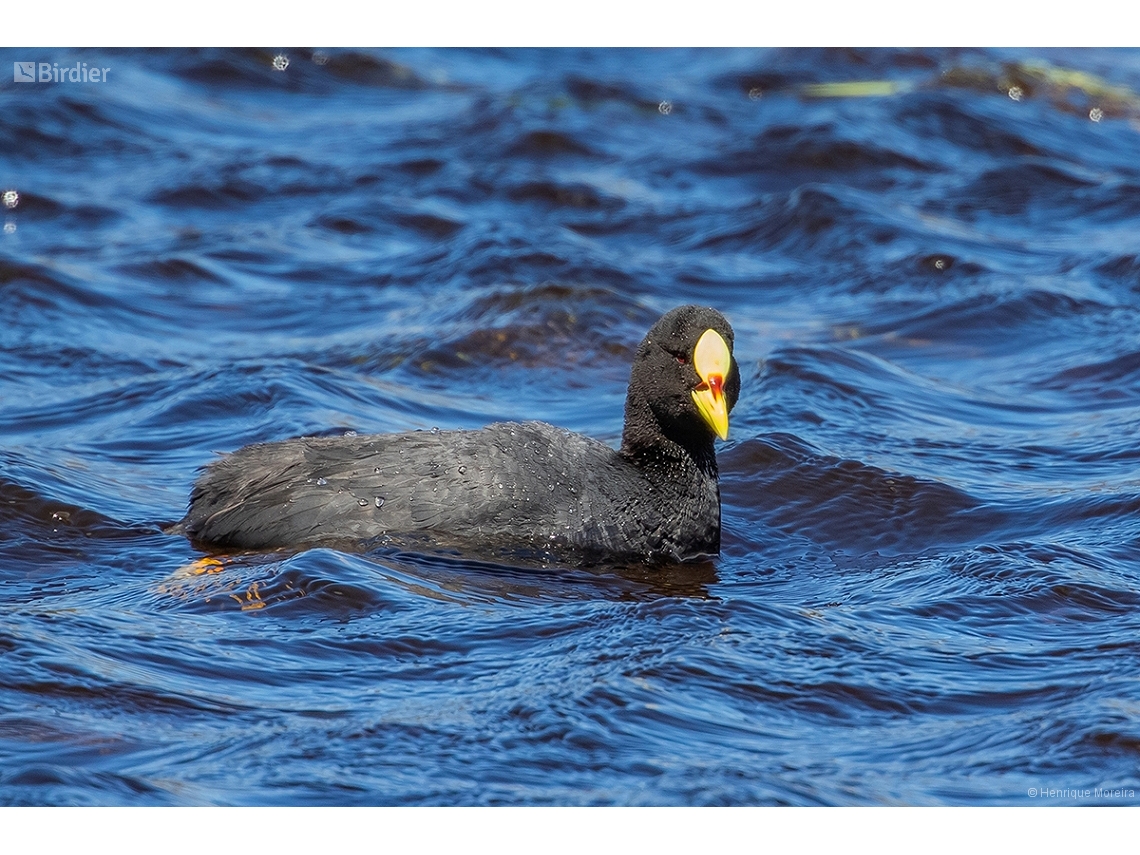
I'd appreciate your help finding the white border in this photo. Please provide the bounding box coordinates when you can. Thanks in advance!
[6,1,1136,48]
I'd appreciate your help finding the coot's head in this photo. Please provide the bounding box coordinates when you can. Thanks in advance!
[622,305,741,455]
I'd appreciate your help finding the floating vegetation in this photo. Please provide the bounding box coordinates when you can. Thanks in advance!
[768,58,1140,123]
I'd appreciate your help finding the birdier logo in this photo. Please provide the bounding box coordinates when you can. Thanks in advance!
[14,61,109,83]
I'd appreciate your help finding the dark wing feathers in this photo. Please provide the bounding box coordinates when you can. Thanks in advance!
[183,423,603,550]
[180,420,719,560]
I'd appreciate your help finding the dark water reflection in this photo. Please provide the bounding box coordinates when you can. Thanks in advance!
[2,47,1140,805]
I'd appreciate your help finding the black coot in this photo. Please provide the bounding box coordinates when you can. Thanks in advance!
[174,305,740,563]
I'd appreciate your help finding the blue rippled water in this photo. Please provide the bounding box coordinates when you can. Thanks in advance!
[2,47,1140,806]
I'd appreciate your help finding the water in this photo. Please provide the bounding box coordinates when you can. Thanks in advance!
[2,47,1140,806]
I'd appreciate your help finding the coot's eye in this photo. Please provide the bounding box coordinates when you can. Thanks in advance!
[676,355,688,364]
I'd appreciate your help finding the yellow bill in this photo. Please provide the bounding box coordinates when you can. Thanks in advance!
[691,328,731,440]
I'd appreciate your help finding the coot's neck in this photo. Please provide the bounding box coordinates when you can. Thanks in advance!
[619,392,719,480]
